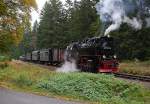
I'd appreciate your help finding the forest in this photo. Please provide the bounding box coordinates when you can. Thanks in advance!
[0,0,150,60]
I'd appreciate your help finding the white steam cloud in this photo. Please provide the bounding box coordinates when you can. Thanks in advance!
[57,49,79,73]
[145,17,150,27]
[96,0,142,36]
[57,60,78,73]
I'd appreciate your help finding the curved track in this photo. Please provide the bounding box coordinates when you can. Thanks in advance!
[24,61,150,82]
[114,73,150,82]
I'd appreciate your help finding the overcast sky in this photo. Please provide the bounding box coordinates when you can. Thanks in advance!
[31,0,50,25]
[31,0,79,25]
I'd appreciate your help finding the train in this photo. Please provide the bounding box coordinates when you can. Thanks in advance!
[20,49,64,65]
[20,36,119,73]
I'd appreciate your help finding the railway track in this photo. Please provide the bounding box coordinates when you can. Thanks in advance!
[114,73,150,82]
[21,61,150,82]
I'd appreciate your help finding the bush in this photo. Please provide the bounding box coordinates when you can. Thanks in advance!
[0,61,149,104]
[0,65,10,80]
[0,55,10,69]
[14,72,33,87]
[37,73,149,104]
[0,62,8,69]
[0,55,11,62]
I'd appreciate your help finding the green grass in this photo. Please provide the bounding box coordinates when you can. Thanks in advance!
[0,61,150,104]
[0,55,11,69]
[0,55,11,62]
[120,60,150,76]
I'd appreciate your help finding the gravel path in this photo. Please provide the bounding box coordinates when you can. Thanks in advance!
[0,88,82,104]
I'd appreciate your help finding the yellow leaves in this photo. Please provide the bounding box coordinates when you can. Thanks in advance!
[21,0,37,9]
[0,0,37,52]
[9,26,23,46]
[0,17,16,24]
[13,26,24,45]
[0,17,23,45]
[0,0,7,15]
[0,31,12,52]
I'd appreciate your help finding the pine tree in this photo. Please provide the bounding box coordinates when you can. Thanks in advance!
[37,0,67,48]
[67,0,98,41]
[31,20,39,50]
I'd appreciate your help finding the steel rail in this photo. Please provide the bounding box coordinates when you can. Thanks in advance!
[114,73,150,82]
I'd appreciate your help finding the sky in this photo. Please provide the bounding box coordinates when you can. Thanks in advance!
[31,0,49,25]
[31,0,79,25]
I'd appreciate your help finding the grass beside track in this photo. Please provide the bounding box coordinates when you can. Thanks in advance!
[119,61,150,76]
[0,60,150,104]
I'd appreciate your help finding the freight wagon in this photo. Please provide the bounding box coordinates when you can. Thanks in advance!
[23,48,64,65]
[32,51,40,62]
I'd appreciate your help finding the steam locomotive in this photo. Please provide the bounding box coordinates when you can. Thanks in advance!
[20,36,119,73]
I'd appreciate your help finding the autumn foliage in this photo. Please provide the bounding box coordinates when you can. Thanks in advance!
[0,0,37,53]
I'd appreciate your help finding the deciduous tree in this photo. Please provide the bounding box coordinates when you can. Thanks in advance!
[0,0,37,53]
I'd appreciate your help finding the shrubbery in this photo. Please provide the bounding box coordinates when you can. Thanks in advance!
[0,55,11,62]
[37,73,149,104]
[0,55,10,69]
[13,72,33,87]
[0,62,8,69]
[0,61,150,104]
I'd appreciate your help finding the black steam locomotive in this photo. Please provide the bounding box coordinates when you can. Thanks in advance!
[20,36,119,73]
[66,36,119,73]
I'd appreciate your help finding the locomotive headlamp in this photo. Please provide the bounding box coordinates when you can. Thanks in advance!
[103,55,106,59]
[114,55,117,59]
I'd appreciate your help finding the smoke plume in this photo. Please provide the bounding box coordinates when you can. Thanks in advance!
[96,0,150,36]
[145,17,150,27]
[57,60,78,73]
[57,48,79,73]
